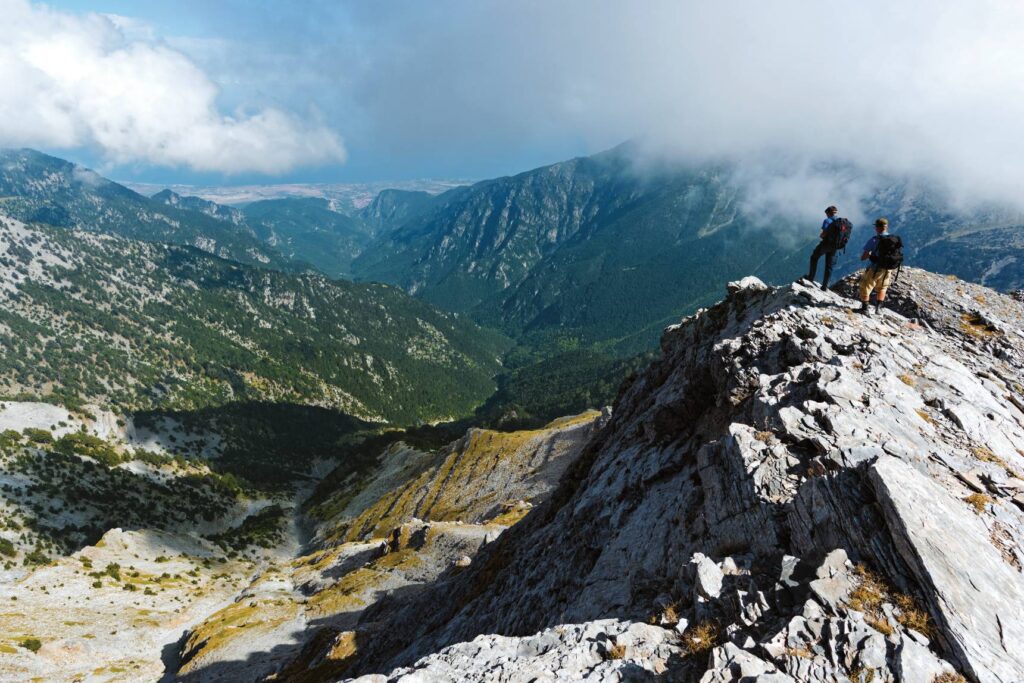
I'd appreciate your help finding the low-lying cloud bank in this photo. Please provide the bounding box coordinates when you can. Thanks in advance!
[2,0,1022,198]
[348,0,1024,206]
[0,0,345,174]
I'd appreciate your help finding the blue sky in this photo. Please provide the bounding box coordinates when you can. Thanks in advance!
[4,1,1024,203]
[8,0,596,185]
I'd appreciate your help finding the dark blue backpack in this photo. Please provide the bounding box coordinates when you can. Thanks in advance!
[829,218,853,251]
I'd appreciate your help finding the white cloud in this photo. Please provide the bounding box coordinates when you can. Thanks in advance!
[0,0,345,174]
[350,0,1024,205]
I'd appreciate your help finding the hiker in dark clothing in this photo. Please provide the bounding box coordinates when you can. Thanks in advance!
[805,205,844,289]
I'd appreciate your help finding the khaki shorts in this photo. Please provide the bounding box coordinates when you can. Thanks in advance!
[859,267,894,299]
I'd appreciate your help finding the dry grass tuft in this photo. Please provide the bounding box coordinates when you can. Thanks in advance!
[933,673,967,683]
[849,665,876,683]
[971,446,1022,478]
[848,565,886,615]
[849,565,933,639]
[898,374,916,386]
[964,493,994,514]
[866,615,894,636]
[960,313,1000,338]
[606,643,627,660]
[915,409,937,426]
[893,593,933,637]
[785,645,814,659]
[754,431,774,443]
[681,621,720,657]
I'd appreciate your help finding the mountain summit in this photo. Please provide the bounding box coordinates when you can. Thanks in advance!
[279,268,1024,682]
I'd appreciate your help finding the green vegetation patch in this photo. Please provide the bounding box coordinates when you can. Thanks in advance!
[207,505,287,551]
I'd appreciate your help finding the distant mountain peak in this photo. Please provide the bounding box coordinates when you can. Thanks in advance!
[0,148,291,269]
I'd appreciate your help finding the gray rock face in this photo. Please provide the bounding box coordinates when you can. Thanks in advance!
[870,456,1024,682]
[349,619,682,682]
[321,269,1024,682]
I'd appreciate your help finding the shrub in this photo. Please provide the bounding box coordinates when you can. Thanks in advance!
[22,548,50,566]
[0,429,22,449]
[0,538,15,557]
[53,433,122,467]
[22,428,53,445]
[20,638,42,653]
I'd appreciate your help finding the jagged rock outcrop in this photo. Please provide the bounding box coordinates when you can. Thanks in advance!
[304,268,1024,682]
[352,619,683,682]
[315,411,606,543]
[170,413,604,681]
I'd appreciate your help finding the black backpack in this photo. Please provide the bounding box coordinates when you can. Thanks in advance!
[828,217,853,251]
[875,234,903,269]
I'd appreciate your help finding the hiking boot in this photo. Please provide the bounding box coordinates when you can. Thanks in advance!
[874,301,882,314]
[821,281,830,291]
[858,302,871,315]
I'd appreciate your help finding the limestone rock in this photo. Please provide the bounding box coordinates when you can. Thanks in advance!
[297,270,1024,683]
[693,552,725,600]
[870,455,1024,682]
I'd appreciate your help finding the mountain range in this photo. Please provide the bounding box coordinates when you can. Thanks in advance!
[0,149,291,271]
[5,268,1021,681]
[352,147,1024,355]
[0,215,506,424]
[6,145,1023,365]
[1,140,1023,682]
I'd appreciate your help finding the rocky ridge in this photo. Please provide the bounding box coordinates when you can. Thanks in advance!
[298,268,1024,682]
[310,411,605,544]
[167,413,604,682]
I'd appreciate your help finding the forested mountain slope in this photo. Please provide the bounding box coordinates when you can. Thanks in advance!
[151,189,246,225]
[242,197,376,278]
[0,215,506,423]
[0,149,291,270]
[353,146,1024,357]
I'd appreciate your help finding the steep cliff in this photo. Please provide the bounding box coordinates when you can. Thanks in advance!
[315,268,1024,682]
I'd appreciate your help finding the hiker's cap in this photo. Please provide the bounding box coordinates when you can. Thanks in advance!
[874,217,888,227]
[825,205,838,213]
